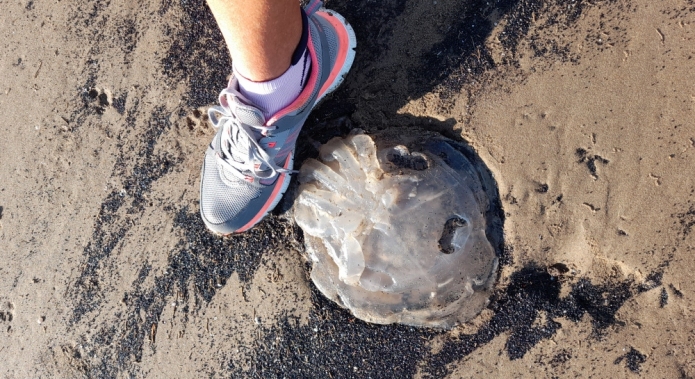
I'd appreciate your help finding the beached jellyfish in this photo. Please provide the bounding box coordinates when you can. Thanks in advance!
[293,130,500,328]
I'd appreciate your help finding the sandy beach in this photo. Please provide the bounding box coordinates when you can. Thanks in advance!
[1,0,694,377]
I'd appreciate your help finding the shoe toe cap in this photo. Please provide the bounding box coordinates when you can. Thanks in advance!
[200,153,262,233]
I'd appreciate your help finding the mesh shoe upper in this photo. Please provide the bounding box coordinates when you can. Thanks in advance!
[201,152,262,225]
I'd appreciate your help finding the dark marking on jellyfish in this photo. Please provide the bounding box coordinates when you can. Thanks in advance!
[536,183,549,193]
[433,136,507,266]
[386,149,429,171]
[0,205,3,220]
[614,347,647,373]
[438,217,468,254]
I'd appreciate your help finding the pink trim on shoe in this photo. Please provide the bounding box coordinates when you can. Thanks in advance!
[266,34,320,125]
[236,154,293,233]
[305,0,322,15]
[317,11,351,98]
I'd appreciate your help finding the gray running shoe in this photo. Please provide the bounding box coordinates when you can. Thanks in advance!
[200,0,357,234]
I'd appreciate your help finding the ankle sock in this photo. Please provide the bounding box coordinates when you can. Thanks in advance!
[236,9,311,120]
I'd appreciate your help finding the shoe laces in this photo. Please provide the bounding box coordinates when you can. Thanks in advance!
[208,87,289,186]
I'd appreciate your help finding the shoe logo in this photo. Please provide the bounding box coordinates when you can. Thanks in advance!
[267,141,277,148]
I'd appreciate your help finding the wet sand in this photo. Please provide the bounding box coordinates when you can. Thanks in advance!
[1,0,694,377]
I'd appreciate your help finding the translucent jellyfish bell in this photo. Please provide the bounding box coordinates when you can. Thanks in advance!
[294,130,500,328]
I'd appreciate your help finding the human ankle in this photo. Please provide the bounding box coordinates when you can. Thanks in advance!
[235,9,311,119]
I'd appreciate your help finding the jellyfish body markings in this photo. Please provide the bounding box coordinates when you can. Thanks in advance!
[294,132,499,328]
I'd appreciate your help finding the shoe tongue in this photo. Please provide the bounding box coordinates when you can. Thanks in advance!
[224,96,274,175]
[231,96,266,128]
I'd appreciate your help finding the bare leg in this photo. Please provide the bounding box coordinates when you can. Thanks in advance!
[206,0,303,82]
